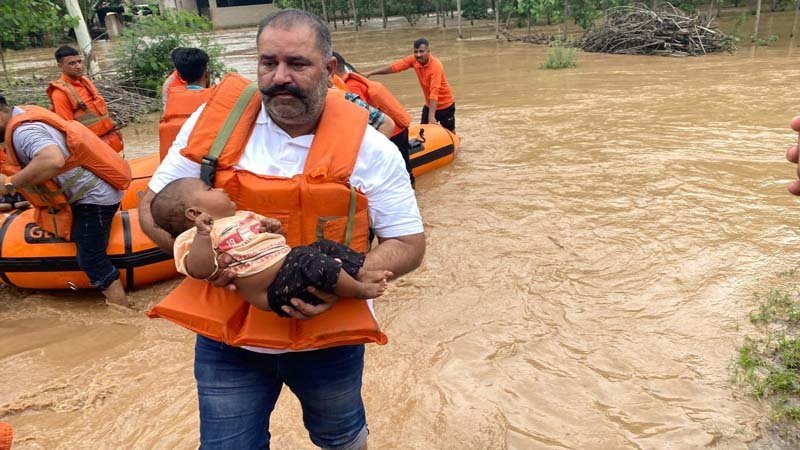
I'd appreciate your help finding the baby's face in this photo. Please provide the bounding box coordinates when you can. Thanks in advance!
[192,182,237,219]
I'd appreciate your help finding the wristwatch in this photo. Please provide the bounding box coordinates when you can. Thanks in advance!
[4,177,14,193]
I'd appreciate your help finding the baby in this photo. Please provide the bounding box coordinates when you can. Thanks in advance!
[150,177,392,317]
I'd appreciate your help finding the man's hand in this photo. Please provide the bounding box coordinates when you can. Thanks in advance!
[280,287,338,320]
[787,116,800,195]
[0,174,9,196]
[259,217,285,235]
[196,213,214,235]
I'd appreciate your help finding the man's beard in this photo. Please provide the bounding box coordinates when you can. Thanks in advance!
[260,79,326,125]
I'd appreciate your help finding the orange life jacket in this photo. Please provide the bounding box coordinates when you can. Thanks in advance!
[331,73,349,91]
[158,84,214,160]
[343,72,411,135]
[46,76,123,152]
[147,73,388,350]
[1,105,132,240]
[161,70,188,94]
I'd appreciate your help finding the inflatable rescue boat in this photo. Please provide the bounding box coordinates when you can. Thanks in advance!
[0,154,176,290]
[407,124,460,177]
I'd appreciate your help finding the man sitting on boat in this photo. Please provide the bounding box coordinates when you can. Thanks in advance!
[0,95,131,307]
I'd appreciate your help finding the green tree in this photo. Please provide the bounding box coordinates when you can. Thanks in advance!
[463,0,488,23]
[0,0,75,79]
[113,10,228,96]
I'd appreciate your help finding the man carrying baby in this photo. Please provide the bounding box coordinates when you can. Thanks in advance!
[138,8,424,450]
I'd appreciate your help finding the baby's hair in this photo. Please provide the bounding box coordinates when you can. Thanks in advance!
[151,177,205,238]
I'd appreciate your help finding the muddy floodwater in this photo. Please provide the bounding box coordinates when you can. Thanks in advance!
[2,11,800,449]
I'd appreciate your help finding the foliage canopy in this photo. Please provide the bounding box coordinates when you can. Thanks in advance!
[112,10,228,97]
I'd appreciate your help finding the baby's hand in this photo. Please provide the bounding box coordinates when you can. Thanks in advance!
[259,217,285,235]
[196,213,214,235]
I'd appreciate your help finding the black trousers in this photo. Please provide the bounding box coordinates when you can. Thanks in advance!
[389,127,415,186]
[267,239,365,317]
[421,103,456,132]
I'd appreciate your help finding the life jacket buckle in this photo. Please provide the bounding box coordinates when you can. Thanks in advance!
[200,156,218,186]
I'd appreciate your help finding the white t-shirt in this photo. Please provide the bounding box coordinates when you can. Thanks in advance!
[149,103,423,353]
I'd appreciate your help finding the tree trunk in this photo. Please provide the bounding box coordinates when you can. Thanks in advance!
[381,0,387,28]
[321,0,329,23]
[754,0,762,41]
[457,0,463,39]
[562,0,568,41]
[349,0,358,30]
[528,9,532,34]
[301,0,307,11]
[0,41,8,83]
[442,1,447,27]
[792,0,800,38]
[495,0,500,38]
[65,0,98,76]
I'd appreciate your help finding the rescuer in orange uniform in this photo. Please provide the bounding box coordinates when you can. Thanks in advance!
[365,38,456,132]
[158,47,213,160]
[46,46,124,152]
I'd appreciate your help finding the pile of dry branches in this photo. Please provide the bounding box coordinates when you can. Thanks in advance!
[93,78,159,127]
[0,75,159,127]
[500,29,555,46]
[581,4,735,56]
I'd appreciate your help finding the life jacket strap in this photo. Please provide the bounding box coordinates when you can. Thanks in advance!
[202,82,259,186]
[54,80,89,111]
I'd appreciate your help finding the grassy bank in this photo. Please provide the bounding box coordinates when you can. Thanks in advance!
[734,269,800,444]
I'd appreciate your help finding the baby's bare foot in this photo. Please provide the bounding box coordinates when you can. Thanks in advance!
[357,269,393,284]
[360,279,388,299]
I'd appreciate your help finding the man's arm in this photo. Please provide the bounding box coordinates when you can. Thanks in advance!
[50,90,76,120]
[362,232,425,278]
[139,188,176,254]
[377,115,395,137]
[426,100,438,124]
[364,65,394,77]
[0,145,65,196]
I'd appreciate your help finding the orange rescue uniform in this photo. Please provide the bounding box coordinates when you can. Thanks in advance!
[343,72,411,137]
[390,54,454,110]
[46,74,124,152]
[158,75,213,160]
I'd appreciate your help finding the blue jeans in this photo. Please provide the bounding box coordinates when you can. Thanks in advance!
[195,335,368,450]
[70,203,120,290]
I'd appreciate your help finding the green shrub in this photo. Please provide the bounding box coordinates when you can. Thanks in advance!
[540,40,577,70]
[113,10,229,96]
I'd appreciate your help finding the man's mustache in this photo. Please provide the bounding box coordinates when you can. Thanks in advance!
[261,84,305,99]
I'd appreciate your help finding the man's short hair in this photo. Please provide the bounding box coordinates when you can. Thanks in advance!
[257,9,332,59]
[55,45,80,63]
[332,51,346,74]
[0,95,7,107]
[413,38,429,49]
[150,178,199,238]
[171,47,209,84]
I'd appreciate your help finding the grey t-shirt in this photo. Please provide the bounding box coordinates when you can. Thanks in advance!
[11,107,122,206]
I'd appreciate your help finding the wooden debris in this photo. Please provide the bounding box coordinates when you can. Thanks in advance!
[581,3,735,56]
[501,29,555,46]
[0,76,159,128]
[93,79,159,128]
